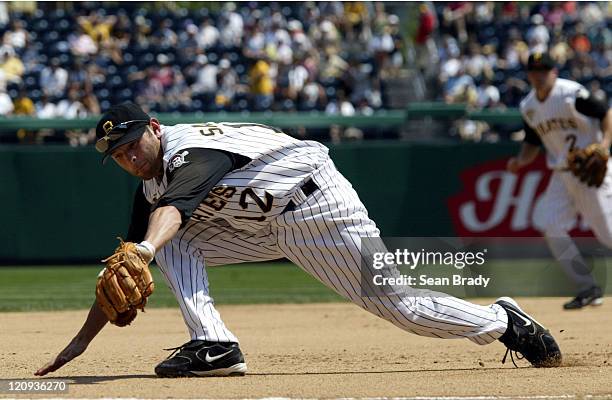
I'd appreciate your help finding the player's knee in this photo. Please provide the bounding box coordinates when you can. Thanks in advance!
[533,212,550,233]
[535,219,567,238]
[593,228,612,249]
[533,211,572,238]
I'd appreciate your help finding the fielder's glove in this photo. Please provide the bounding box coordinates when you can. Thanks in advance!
[567,143,609,188]
[95,238,155,326]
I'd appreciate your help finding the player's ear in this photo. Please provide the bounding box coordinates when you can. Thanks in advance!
[149,118,162,138]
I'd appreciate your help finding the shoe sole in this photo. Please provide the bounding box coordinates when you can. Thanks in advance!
[191,363,247,377]
[156,363,247,378]
[563,297,604,310]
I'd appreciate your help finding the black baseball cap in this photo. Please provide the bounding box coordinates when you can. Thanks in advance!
[527,52,556,71]
[95,102,151,162]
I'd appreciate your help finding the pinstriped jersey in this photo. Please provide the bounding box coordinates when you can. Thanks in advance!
[142,123,331,232]
[520,78,603,169]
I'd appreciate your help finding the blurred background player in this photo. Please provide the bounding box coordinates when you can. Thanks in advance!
[506,52,612,309]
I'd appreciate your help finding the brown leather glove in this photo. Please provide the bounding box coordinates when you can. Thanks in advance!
[567,143,609,188]
[95,238,155,326]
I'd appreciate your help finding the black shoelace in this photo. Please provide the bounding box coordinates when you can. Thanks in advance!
[501,348,524,368]
[163,341,195,359]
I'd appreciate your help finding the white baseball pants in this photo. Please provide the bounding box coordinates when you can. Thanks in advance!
[154,160,508,345]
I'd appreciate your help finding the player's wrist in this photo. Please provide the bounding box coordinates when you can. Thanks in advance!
[137,241,156,263]
[590,142,610,156]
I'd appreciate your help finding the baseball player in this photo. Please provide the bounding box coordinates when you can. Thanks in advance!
[36,102,561,377]
[507,52,611,309]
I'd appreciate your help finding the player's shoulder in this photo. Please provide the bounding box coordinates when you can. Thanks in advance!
[160,124,206,156]
[554,78,582,90]
[161,123,198,141]
[554,78,584,96]
[519,90,536,112]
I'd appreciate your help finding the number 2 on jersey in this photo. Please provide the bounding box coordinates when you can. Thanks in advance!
[566,134,577,152]
[202,186,274,222]
[239,188,273,212]
[235,189,274,222]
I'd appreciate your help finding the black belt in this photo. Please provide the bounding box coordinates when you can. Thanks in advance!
[283,179,319,213]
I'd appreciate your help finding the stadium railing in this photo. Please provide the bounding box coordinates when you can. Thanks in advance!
[0,104,522,134]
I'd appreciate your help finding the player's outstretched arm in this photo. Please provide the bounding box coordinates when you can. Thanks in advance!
[143,205,182,251]
[600,108,612,149]
[507,142,540,173]
[34,300,108,376]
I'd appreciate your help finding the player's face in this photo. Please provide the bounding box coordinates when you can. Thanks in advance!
[110,125,163,180]
[527,69,557,92]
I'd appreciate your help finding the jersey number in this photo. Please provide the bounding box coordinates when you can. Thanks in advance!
[235,189,273,222]
[193,123,224,136]
[566,134,577,152]
[239,188,273,212]
[202,186,274,222]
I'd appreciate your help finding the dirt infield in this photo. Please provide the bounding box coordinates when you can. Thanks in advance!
[1,298,611,398]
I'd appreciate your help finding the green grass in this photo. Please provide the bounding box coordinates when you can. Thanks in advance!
[0,262,344,312]
[0,259,610,312]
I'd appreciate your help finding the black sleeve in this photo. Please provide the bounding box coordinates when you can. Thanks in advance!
[575,88,609,120]
[126,181,152,243]
[522,118,542,146]
[153,148,238,226]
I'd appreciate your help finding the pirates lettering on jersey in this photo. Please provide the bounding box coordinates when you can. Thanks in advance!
[205,186,236,210]
[533,117,578,137]
[194,184,276,224]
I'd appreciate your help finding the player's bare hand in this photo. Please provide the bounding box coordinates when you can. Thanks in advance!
[34,340,87,376]
[506,157,522,173]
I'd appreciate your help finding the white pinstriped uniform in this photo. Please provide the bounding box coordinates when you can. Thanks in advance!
[143,123,508,345]
[522,79,612,249]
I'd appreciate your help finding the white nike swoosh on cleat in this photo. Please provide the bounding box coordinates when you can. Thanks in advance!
[507,308,532,327]
[205,349,233,363]
[498,297,547,331]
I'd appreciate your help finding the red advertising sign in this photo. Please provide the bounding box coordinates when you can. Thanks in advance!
[447,155,593,237]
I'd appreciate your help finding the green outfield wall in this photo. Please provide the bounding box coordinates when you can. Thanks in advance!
[0,141,520,263]
[330,141,520,236]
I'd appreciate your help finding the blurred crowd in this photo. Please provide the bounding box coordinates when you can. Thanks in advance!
[414,1,611,109]
[0,2,404,125]
[0,2,610,145]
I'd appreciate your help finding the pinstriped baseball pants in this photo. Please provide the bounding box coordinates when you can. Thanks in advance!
[155,160,508,345]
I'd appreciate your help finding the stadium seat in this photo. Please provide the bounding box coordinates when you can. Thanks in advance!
[191,99,203,111]
[30,89,42,103]
[96,88,111,101]
[25,76,38,90]
[100,99,111,111]
[53,19,72,35]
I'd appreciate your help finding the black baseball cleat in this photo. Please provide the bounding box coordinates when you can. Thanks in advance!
[563,286,604,310]
[155,340,247,377]
[496,297,562,368]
